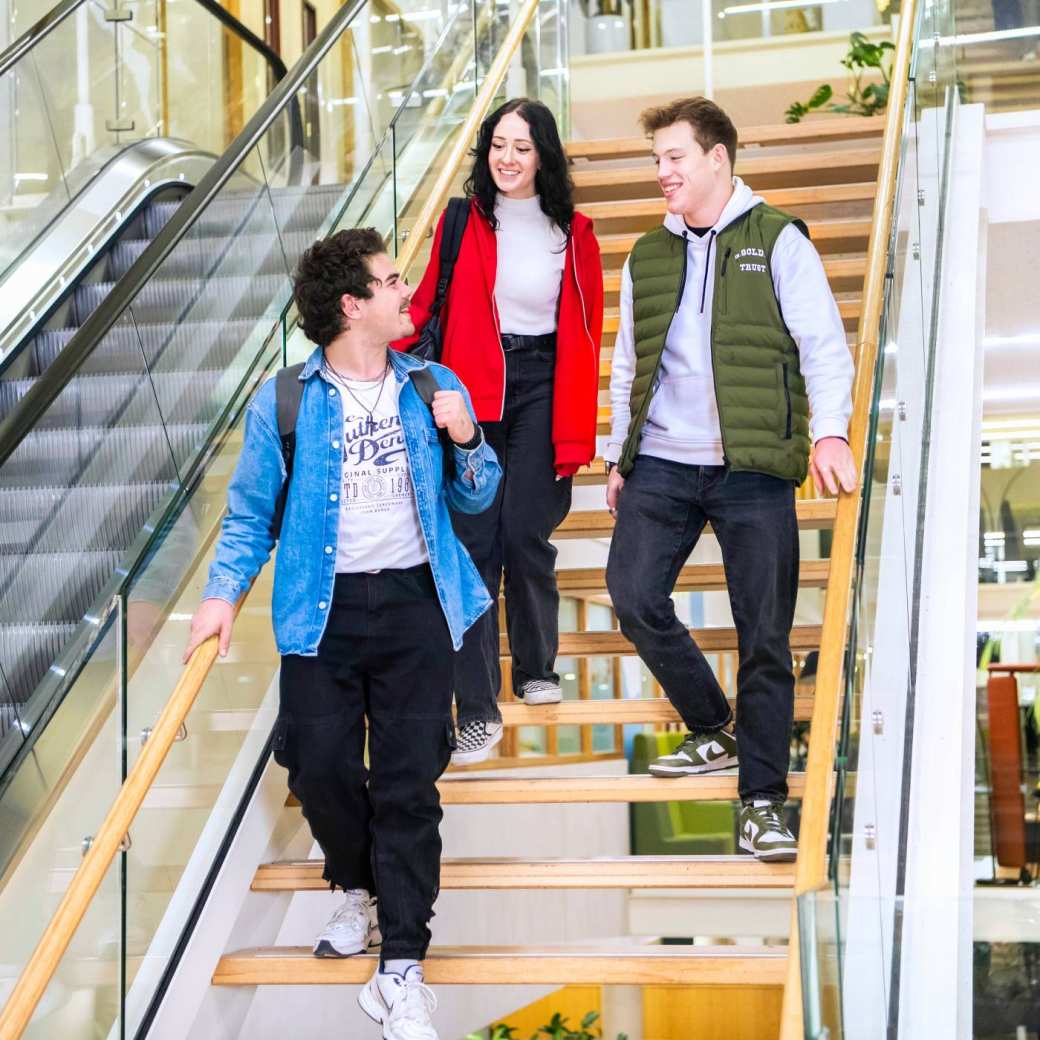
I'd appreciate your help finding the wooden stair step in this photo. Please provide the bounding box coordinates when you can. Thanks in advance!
[284,771,808,807]
[497,696,816,725]
[567,118,885,159]
[213,943,789,986]
[252,855,796,891]
[573,147,882,199]
[557,558,830,594]
[555,500,836,538]
[503,624,822,658]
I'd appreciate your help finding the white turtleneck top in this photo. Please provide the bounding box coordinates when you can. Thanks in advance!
[493,193,567,336]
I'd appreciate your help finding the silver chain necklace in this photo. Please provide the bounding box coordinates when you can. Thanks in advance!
[322,354,391,437]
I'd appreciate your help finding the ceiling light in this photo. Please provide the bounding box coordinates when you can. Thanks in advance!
[925,26,1040,47]
[718,0,844,15]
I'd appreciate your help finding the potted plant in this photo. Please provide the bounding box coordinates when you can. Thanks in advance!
[785,31,895,123]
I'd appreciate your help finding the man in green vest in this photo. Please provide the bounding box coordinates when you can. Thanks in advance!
[604,97,857,863]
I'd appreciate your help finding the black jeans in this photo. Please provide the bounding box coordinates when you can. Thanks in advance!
[274,565,454,961]
[606,456,799,801]
[450,346,573,724]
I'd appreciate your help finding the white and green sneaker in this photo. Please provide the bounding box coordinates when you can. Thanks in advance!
[739,800,798,862]
[648,728,739,777]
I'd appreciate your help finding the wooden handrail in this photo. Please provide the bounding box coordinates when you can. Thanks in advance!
[0,7,543,1037]
[0,602,240,1040]
[396,0,542,276]
[779,1,920,1036]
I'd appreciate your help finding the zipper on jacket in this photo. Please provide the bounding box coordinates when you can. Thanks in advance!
[648,230,690,411]
[708,233,731,467]
[698,230,716,315]
[719,246,732,314]
[570,232,597,367]
[781,361,793,439]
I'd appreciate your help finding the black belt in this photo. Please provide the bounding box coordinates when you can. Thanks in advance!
[500,332,556,353]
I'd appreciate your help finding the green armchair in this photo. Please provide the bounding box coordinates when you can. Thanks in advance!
[629,731,736,855]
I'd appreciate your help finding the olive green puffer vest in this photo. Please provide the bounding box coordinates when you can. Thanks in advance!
[618,204,811,484]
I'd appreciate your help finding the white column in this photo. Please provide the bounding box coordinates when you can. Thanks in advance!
[897,101,987,1040]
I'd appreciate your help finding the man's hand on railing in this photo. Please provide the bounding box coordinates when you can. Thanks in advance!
[182,598,236,663]
[810,436,858,497]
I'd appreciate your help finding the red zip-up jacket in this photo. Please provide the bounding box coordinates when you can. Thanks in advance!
[393,199,604,478]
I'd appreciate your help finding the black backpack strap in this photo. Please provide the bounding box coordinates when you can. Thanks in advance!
[408,367,456,477]
[407,365,440,408]
[271,362,306,540]
[430,197,470,318]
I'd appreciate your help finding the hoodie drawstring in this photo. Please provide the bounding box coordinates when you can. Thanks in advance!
[699,230,717,315]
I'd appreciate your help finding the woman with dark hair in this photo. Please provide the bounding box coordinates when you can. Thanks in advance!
[397,97,603,765]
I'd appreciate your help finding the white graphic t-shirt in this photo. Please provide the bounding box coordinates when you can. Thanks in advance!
[332,373,429,573]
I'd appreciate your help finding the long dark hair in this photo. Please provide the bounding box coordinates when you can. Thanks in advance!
[463,98,575,237]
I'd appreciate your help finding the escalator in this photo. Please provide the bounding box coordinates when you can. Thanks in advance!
[0,0,302,753]
[0,0,504,780]
[0,2,549,1033]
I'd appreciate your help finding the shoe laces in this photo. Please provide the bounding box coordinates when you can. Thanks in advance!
[328,889,369,930]
[751,800,787,833]
[523,679,557,694]
[390,978,438,1028]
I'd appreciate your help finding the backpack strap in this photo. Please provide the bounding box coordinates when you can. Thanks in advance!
[430,197,470,318]
[407,365,440,408]
[408,366,456,477]
[271,362,306,540]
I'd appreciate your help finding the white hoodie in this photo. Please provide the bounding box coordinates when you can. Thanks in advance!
[605,177,853,469]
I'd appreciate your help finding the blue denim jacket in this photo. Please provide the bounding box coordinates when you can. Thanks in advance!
[203,347,501,653]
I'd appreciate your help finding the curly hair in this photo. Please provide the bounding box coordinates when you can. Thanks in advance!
[293,227,385,347]
[463,98,574,237]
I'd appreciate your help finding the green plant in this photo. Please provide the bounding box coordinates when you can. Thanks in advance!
[785,32,895,123]
[467,1009,629,1040]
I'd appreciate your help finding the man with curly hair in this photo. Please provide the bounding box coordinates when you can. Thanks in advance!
[184,227,501,1040]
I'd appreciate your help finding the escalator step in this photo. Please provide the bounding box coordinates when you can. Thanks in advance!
[0,423,207,488]
[0,368,229,429]
[147,184,347,241]
[72,274,290,326]
[107,231,310,281]
[0,482,169,555]
[0,550,124,624]
[0,622,79,713]
[25,318,266,378]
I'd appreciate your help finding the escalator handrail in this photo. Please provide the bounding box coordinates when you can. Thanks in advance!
[0,5,543,1035]
[0,0,287,85]
[0,0,367,472]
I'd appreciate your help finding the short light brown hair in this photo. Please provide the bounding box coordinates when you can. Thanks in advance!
[639,97,738,170]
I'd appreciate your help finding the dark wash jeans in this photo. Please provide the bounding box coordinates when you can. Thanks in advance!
[274,565,454,961]
[605,456,799,801]
[450,347,573,724]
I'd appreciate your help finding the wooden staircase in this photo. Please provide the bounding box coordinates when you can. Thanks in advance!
[209,115,883,1033]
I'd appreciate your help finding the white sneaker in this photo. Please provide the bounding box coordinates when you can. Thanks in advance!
[358,964,439,1040]
[517,679,562,705]
[312,889,381,958]
[451,721,503,766]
